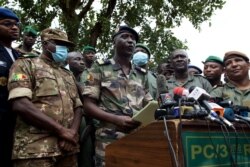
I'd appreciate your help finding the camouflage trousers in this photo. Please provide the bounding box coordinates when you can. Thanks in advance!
[94,127,126,167]
[13,154,77,167]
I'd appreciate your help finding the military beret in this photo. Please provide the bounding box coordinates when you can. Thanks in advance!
[224,51,249,62]
[41,28,75,47]
[202,55,223,65]
[82,45,96,53]
[23,26,38,37]
[0,7,19,22]
[136,43,151,58]
[188,65,202,74]
[112,25,139,42]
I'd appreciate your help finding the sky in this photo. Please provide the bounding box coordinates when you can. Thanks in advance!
[172,0,250,70]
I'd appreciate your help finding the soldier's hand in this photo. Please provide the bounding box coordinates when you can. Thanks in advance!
[58,127,79,144]
[58,139,76,152]
[113,115,141,132]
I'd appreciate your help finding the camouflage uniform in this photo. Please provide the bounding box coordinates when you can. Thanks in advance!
[8,56,82,162]
[147,71,157,100]
[83,58,153,166]
[166,74,212,94]
[210,82,250,107]
[15,45,40,57]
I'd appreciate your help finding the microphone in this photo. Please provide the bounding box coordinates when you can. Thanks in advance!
[223,108,235,122]
[156,74,167,95]
[235,114,250,123]
[173,87,189,101]
[210,110,235,129]
[156,75,176,108]
[188,86,210,101]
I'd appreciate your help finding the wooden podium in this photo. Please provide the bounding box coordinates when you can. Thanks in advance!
[106,120,250,167]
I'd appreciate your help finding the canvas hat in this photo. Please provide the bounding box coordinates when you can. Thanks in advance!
[224,51,249,62]
[41,28,74,47]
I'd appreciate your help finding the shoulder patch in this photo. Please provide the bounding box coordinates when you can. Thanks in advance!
[96,59,111,65]
[135,66,147,74]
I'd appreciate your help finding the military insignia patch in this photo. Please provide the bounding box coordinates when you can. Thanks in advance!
[87,73,94,82]
[12,73,28,81]
[0,77,7,86]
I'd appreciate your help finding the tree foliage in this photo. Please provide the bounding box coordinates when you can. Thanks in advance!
[3,0,226,67]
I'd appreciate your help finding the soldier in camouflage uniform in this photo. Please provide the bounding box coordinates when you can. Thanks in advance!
[8,28,83,167]
[80,45,96,86]
[82,25,153,166]
[166,49,212,94]
[210,51,250,109]
[15,25,40,56]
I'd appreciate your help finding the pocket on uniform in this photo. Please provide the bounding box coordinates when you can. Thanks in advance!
[35,70,59,96]
[64,76,77,98]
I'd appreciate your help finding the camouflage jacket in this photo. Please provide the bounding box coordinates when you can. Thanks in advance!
[210,82,250,107]
[15,45,40,57]
[8,56,82,159]
[166,74,212,94]
[83,58,153,120]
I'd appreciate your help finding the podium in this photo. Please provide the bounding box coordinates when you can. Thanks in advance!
[106,120,250,167]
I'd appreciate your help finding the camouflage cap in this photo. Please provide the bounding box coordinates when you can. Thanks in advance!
[41,28,75,47]
[224,51,249,62]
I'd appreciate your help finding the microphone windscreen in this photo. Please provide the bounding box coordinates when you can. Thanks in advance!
[156,74,168,95]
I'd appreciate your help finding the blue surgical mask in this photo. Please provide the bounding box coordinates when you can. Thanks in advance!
[51,45,68,63]
[132,51,148,66]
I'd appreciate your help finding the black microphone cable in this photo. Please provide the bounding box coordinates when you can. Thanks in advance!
[205,119,222,164]
[163,116,179,167]
[221,124,237,167]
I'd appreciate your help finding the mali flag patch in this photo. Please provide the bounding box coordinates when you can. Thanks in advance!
[12,73,28,81]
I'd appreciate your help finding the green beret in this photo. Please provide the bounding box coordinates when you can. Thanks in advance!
[224,51,249,62]
[82,45,96,53]
[23,26,38,37]
[202,55,223,65]
[136,43,151,58]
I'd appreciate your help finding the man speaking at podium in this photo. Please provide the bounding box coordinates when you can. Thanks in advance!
[82,25,153,166]
[210,51,250,110]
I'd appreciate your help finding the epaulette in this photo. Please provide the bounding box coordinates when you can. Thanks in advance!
[96,59,111,65]
[21,53,39,58]
[135,66,147,74]
[193,74,207,79]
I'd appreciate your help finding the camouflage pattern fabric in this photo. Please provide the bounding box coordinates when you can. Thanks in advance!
[79,68,89,86]
[8,57,82,159]
[13,154,77,167]
[210,82,250,107]
[15,45,40,57]
[166,74,212,94]
[82,58,153,166]
[147,71,157,100]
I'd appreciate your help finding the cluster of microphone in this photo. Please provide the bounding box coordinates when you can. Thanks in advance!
[155,75,250,129]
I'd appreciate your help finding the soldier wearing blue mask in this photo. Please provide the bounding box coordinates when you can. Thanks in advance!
[132,43,157,99]
[8,28,83,167]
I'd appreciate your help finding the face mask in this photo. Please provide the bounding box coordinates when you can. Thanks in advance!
[51,45,68,63]
[132,51,148,66]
